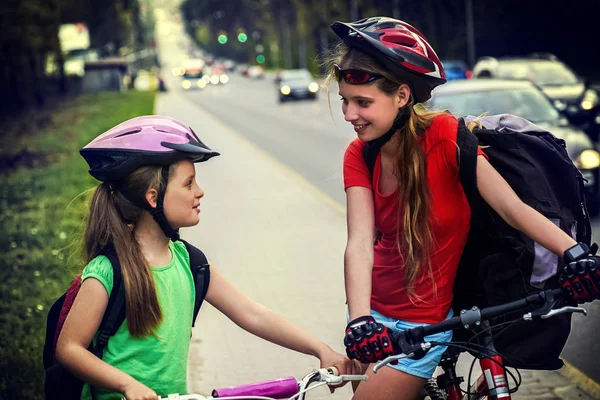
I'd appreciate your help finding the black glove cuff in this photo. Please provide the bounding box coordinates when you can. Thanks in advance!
[346,315,375,331]
[564,242,591,263]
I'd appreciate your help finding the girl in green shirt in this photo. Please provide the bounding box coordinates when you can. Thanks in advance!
[56,116,354,400]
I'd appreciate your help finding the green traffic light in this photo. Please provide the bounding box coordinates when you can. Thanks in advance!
[218,34,228,44]
[256,54,266,64]
[237,33,247,43]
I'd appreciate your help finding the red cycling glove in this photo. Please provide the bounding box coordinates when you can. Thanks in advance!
[344,316,397,364]
[559,256,600,303]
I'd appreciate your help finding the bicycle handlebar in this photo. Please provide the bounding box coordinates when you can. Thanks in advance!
[159,367,368,400]
[420,288,564,337]
[373,288,587,373]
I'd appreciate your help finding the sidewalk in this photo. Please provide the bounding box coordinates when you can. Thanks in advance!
[156,91,600,400]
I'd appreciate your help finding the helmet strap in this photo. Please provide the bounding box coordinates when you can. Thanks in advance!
[149,165,180,241]
[113,165,180,241]
[365,105,411,153]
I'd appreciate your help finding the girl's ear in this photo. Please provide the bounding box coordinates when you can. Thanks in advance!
[145,188,159,209]
[396,84,411,108]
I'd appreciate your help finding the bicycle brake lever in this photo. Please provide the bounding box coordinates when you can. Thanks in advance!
[318,369,368,384]
[541,306,587,319]
[524,305,587,320]
[372,353,413,374]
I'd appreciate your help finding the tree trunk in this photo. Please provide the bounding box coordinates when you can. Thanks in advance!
[29,51,45,107]
[56,47,68,95]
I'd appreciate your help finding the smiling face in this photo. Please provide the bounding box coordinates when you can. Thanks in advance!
[163,159,204,229]
[339,80,411,141]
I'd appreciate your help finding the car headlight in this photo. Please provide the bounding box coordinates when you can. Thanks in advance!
[581,89,598,111]
[181,80,191,89]
[280,85,291,95]
[308,82,319,93]
[197,79,207,88]
[219,74,229,84]
[579,149,600,169]
[210,75,219,85]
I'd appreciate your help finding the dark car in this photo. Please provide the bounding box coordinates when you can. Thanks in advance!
[428,79,600,215]
[472,54,600,140]
[442,60,472,81]
[278,69,319,102]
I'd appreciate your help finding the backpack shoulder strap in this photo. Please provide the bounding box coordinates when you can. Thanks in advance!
[456,118,480,207]
[363,141,378,181]
[180,239,211,327]
[93,246,126,359]
[456,118,489,225]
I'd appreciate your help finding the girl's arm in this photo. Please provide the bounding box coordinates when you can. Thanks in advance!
[205,267,348,369]
[344,186,376,321]
[476,155,577,256]
[55,278,156,399]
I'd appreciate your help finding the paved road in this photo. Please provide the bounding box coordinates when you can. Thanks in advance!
[170,69,600,383]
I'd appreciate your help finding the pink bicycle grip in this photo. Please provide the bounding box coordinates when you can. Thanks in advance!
[211,376,298,398]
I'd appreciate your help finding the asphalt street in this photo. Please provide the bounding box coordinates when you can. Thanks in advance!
[171,71,600,384]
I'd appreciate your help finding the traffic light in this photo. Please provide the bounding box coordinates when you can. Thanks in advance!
[237,32,247,43]
[217,33,227,44]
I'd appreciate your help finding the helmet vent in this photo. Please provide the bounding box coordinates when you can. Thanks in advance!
[115,128,142,137]
[154,125,172,133]
[377,21,398,30]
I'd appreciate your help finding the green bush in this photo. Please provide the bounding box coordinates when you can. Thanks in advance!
[0,91,155,399]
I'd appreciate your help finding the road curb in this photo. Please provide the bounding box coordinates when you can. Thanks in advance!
[560,361,600,398]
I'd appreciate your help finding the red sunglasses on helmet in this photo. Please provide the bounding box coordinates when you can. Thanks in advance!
[334,64,383,85]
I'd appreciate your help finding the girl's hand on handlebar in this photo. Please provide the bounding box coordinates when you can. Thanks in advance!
[122,379,158,400]
[317,347,354,392]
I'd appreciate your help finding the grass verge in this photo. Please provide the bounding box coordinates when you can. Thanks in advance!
[0,91,155,399]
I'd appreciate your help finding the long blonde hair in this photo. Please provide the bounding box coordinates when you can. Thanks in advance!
[325,44,446,299]
[84,165,171,337]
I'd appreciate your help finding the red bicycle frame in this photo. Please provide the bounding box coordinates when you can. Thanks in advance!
[438,353,511,400]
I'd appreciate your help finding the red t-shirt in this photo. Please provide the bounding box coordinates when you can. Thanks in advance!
[343,114,486,323]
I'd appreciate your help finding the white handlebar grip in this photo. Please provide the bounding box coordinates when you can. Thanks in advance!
[327,366,339,376]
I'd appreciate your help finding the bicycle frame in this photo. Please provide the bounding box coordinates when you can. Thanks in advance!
[436,326,511,400]
[437,353,510,400]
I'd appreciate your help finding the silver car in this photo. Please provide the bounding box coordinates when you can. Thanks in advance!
[429,79,600,215]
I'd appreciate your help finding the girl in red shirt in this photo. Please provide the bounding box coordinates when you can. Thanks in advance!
[326,17,580,400]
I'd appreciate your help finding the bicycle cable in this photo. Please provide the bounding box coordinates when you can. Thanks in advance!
[286,381,327,400]
[462,317,529,374]
[429,341,522,397]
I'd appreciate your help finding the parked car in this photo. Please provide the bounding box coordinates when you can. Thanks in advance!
[442,60,472,81]
[472,54,600,140]
[277,69,319,102]
[429,79,600,214]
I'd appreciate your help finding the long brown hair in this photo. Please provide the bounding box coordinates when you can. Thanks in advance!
[84,165,169,337]
[325,44,445,299]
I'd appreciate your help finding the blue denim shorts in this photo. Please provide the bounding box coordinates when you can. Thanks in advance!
[348,309,453,379]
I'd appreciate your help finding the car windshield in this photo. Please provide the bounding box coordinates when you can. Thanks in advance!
[497,62,580,86]
[430,87,561,123]
[282,70,312,80]
[283,75,311,83]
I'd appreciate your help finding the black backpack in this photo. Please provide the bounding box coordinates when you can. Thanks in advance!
[363,114,592,370]
[43,239,211,400]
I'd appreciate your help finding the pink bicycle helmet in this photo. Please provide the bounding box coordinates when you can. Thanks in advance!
[81,115,219,182]
[331,17,446,103]
[81,115,219,240]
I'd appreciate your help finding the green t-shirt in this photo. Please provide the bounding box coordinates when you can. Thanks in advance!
[80,240,194,400]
